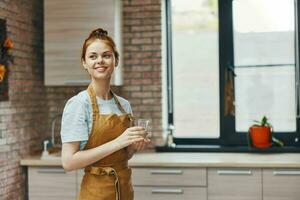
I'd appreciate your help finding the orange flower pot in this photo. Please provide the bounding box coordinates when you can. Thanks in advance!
[249,126,272,148]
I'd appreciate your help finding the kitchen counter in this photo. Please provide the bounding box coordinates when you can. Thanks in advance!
[20,152,300,168]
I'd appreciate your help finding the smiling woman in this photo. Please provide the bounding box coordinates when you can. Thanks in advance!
[60,28,150,200]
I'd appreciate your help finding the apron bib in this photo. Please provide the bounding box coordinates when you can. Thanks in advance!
[78,84,134,200]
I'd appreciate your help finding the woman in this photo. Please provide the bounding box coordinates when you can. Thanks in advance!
[60,28,150,200]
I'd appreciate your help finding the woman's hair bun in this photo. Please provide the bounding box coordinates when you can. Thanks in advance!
[81,27,119,62]
[89,28,108,37]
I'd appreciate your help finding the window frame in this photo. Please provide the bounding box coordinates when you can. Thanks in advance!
[165,0,300,147]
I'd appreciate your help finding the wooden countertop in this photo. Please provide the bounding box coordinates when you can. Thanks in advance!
[20,152,300,168]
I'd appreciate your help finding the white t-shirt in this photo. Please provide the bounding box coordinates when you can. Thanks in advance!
[60,90,132,150]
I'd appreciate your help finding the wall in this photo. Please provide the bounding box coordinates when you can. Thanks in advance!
[0,0,162,199]
[122,0,162,146]
[0,0,45,199]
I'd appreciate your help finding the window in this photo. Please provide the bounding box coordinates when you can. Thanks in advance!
[164,0,300,147]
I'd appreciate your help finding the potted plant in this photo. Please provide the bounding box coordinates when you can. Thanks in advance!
[248,116,272,148]
[248,116,284,148]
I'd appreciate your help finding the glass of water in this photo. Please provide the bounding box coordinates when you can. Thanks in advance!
[134,118,152,139]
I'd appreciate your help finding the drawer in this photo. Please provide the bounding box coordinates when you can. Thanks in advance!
[134,186,207,200]
[28,167,76,200]
[132,167,207,186]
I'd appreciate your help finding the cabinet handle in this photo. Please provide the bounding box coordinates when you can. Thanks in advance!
[217,170,252,175]
[273,170,300,176]
[150,169,183,175]
[37,168,66,174]
[151,188,184,194]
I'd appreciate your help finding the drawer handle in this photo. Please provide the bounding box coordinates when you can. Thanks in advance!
[152,188,184,194]
[217,170,252,175]
[37,168,66,174]
[273,170,300,176]
[150,169,183,175]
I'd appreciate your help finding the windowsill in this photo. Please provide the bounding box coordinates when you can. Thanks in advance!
[156,144,300,153]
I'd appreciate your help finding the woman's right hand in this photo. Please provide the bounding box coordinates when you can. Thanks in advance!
[114,126,147,149]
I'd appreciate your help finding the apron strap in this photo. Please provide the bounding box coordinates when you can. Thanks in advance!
[112,92,135,123]
[111,91,127,114]
[87,84,100,123]
[87,84,133,122]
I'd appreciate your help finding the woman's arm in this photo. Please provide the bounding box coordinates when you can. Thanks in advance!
[61,126,146,172]
[62,140,119,172]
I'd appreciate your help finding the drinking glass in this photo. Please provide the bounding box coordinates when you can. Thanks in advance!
[134,118,152,139]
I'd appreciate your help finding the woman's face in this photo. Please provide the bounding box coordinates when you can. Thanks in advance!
[82,39,117,80]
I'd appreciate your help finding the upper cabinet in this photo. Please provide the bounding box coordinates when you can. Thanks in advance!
[44,0,123,86]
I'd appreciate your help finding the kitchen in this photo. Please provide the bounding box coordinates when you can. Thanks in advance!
[1,0,300,199]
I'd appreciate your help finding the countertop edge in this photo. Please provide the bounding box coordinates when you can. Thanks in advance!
[20,152,300,168]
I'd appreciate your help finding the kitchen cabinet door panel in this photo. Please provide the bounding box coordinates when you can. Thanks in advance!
[28,167,76,200]
[44,0,122,86]
[208,168,262,200]
[263,169,300,200]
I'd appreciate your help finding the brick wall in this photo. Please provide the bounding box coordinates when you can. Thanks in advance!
[122,0,163,146]
[0,0,163,199]
[0,0,46,199]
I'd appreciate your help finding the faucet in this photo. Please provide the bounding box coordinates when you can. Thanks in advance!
[51,113,62,146]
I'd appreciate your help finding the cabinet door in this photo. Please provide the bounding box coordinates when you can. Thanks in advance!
[28,167,76,200]
[208,168,262,200]
[134,186,207,200]
[132,167,207,186]
[44,0,122,86]
[263,169,300,200]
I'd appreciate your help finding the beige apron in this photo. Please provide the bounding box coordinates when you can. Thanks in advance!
[78,84,134,200]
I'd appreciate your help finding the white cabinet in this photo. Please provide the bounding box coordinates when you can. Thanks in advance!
[263,169,300,200]
[27,165,300,200]
[44,0,122,86]
[132,167,207,200]
[28,167,76,200]
[208,168,262,200]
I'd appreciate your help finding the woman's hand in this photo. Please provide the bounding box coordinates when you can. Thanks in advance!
[132,128,152,151]
[126,139,151,160]
[132,138,151,151]
[126,130,151,159]
[114,126,147,149]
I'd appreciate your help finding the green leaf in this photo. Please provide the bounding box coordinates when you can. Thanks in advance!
[272,137,284,147]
